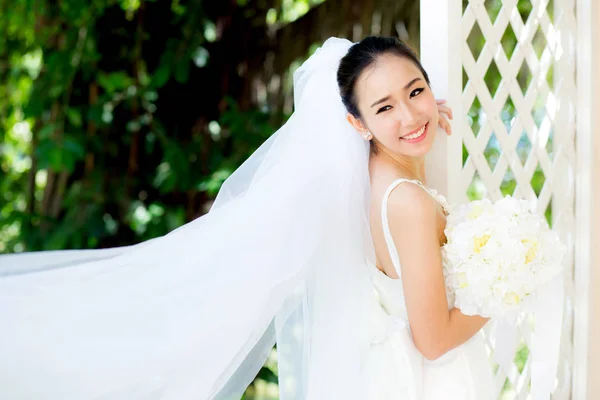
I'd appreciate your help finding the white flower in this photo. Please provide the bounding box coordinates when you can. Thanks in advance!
[441,195,566,317]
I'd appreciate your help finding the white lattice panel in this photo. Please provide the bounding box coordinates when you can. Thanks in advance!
[459,0,577,398]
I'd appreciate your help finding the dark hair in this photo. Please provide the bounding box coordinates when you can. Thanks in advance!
[337,36,431,118]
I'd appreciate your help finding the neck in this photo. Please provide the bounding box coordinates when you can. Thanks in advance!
[375,145,427,183]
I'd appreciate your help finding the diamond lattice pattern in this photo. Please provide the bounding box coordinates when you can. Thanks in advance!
[460,0,576,398]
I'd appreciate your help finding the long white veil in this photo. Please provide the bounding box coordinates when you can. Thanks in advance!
[0,38,376,399]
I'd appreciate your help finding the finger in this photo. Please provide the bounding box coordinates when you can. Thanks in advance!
[436,99,447,104]
[446,124,452,136]
[444,123,452,136]
[438,105,453,120]
[438,118,452,136]
[438,112,451,125]
[438,118,446,131]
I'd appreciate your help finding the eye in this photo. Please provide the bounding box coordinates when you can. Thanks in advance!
[376,105,392,114]
[410,88,424,98]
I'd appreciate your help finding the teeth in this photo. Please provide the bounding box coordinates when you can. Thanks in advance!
[402,124,427,140]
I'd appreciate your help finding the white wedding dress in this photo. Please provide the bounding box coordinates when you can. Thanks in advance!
[362,178,496,400]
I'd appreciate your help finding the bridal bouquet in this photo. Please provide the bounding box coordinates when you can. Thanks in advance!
[441,196,566,318]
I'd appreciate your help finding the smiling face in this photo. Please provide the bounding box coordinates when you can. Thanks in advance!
[349,53,439,158]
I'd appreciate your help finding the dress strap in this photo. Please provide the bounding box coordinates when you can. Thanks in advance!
[381,179,438,278]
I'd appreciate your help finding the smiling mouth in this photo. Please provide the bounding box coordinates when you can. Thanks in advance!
[400,122,428,140]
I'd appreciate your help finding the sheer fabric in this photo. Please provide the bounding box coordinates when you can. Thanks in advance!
[0,38,377,399]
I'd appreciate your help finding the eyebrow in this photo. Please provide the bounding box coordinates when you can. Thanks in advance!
[369,77,423,108]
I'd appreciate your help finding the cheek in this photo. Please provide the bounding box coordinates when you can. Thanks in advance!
[420,95,439,124]
[422,92,438,113]
[369,116,401,139]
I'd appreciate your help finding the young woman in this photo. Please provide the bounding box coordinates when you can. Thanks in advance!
[0,37,494,399]
[338,36,494,399]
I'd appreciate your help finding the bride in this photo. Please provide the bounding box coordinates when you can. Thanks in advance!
[0,37,495,399]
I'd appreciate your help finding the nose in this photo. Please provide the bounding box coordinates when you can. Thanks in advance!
[396,102,420,127]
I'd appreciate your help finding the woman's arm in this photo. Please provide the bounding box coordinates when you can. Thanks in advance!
[385,183,488,360]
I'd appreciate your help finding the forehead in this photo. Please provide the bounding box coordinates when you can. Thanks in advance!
[355,53,423,105]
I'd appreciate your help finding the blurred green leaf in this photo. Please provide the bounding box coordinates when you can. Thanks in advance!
[38,123,59,139]
[151,64,171,88]
[98,71,135,94]
[66,108,83,127]
[174,59,190,83]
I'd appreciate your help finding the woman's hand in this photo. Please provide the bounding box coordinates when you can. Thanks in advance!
[437,99,453,136]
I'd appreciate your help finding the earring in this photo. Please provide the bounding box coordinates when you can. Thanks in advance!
[364,131,372,140]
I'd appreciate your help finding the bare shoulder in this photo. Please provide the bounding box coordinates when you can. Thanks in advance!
[385,182,438,224]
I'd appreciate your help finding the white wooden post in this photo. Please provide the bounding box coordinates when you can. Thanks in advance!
[420,0,466,205]
[574,0,600,398]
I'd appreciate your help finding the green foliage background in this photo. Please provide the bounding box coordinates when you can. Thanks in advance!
[0,0,328,254]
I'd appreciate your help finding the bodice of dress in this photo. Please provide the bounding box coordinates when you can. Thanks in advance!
[364,179,495,400]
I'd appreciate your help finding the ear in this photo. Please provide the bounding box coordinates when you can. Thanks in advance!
[346,113,371,140]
